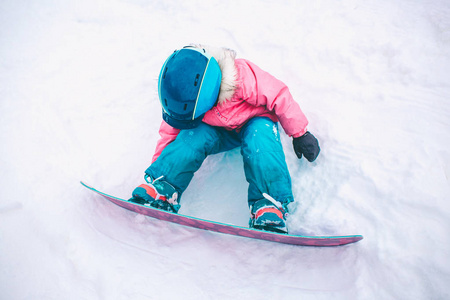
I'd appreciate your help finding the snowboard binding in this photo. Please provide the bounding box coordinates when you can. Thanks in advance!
[249,193,289,234]
[129,175,180,213]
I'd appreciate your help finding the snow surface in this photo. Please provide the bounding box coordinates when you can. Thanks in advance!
[1,0,450,299]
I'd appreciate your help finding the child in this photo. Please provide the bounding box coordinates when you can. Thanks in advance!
[129,44,320,233]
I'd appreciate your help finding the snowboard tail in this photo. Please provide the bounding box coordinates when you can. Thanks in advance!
[81,182,363,247]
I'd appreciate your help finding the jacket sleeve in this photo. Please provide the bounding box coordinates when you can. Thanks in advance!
[239,59,309,138]
[152,121,180,163]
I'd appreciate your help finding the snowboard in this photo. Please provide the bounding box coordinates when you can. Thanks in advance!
[81,182,363,247]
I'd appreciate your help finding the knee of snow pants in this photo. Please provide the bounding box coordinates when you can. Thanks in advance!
[240,117,294,207]
[146,123,240,195]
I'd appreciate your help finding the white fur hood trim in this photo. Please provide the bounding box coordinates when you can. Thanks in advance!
[190,44,238,105]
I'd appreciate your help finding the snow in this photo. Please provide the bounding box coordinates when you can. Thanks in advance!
[1,0,450,299]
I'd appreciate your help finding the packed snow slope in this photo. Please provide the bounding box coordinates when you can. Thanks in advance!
[1,0,450,299]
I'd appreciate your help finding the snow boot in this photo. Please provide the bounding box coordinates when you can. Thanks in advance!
[129,175,180,213]
[249,194,289,234]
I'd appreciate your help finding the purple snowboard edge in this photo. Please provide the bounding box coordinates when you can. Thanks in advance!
[81,182,363,247]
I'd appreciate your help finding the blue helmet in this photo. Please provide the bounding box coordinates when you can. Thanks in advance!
[158,46,222,129]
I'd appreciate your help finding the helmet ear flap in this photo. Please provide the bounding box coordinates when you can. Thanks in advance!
[193,56,222,119]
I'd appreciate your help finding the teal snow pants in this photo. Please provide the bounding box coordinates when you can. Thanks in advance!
[146,117,294,207]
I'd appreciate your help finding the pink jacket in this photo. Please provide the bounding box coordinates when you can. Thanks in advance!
[152,56,308,163]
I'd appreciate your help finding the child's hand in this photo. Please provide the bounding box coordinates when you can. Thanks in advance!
[293,132,320,162]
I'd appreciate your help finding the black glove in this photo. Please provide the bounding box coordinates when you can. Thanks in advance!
[293,132,320,162]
